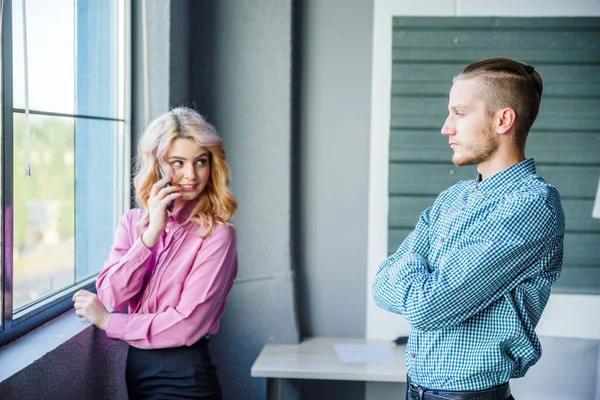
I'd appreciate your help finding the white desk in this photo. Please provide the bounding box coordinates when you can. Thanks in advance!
[250,337,407,399]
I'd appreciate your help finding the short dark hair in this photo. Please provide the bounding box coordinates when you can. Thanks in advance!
[454,58,544,149]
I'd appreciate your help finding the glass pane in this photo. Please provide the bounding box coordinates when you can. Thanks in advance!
[13,0,124,118]
[75,0,122,119]
[13,113,75,310]
[12,0,75,114]
[75,119,121,280]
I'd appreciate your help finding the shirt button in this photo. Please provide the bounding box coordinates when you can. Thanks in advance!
[411,353,416,358]
[439,237,445,243]
[165,228,170,233]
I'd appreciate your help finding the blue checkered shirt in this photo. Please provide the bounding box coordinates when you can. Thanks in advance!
[372,158,564,391]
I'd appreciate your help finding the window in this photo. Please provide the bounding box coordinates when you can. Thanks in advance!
[0,0,130,346]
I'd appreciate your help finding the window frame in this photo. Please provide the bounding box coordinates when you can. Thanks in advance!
[0,0,132,348]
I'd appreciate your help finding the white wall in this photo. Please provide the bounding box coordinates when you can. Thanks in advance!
[366,1,600,399]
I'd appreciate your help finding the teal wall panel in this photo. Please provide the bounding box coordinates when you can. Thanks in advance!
[388,17,600,294]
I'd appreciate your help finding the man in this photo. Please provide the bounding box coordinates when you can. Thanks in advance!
[372,58,565,400]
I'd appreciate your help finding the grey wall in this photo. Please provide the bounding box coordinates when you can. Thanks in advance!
[298,0,372,339]
[297,0,374,398]
[169,0,190,108]
[187,1,300,399]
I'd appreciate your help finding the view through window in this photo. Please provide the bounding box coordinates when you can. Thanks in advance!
[1,0,129,344]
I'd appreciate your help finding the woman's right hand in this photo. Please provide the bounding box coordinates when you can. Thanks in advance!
[141,177,181,247]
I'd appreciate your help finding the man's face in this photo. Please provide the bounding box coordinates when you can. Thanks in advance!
[441,78,499,166]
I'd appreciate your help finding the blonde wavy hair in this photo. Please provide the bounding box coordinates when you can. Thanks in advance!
[133,107,237,236]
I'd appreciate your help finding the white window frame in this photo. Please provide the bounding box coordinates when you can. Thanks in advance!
[366,0,600,341]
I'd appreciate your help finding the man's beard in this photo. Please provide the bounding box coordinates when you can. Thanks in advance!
[452,123,499,167]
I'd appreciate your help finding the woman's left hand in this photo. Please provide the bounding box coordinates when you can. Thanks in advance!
[72,290,111,331]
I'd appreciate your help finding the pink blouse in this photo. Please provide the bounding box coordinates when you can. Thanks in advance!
[96,204,238,349]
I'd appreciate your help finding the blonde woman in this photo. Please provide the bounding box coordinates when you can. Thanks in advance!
[73,107,238,399]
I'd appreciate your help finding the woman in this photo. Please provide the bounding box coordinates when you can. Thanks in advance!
[73,107,238,399]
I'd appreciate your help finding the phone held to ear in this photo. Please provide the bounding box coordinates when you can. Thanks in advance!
[158,166,176,213]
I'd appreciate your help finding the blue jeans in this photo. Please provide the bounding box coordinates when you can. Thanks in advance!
[405,386,515,400]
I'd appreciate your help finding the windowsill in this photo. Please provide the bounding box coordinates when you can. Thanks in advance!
[0,309,93,382]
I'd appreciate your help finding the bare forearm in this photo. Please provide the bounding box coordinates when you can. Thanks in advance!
[98,312,111,331]
[141,226,161,248]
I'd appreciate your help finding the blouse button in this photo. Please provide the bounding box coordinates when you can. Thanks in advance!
[165,228,170,233]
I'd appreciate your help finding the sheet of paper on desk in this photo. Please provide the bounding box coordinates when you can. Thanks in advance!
[333,343,396,363]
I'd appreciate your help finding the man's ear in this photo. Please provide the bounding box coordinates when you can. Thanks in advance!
[495,108,516,135]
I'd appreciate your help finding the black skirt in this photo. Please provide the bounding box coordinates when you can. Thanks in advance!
[125,336,222,399]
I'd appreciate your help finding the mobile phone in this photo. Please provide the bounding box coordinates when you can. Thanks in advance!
[158,166,176,213]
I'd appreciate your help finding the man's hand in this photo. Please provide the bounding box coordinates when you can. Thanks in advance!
[72,290,111,331]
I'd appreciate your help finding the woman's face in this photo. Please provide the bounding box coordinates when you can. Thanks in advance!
[163,138,211,207]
